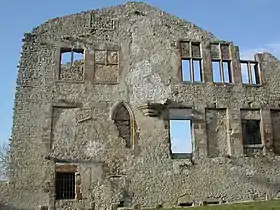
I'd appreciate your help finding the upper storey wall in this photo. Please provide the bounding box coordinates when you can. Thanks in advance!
[15,2,230,112]
[32,2,217,42]
[17,2,280,107]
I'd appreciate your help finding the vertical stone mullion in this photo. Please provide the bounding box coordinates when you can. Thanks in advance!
[202,42,212,82]
[54,47,61,80]
[227,109,243,156]
[231,45,242,83]
[84,49,94,82]
[261,109,273,155]
[193,108,207,158]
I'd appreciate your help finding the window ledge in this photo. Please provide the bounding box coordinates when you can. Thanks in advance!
[244,144,263,148]
[242,83,263,88]
[55,79,85,84]
[92,82,119,85]
[181,81,205,85]
[171,153,192,159]
[55,199,75,202]
[212,82,234,87]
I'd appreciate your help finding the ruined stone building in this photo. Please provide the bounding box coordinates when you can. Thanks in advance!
[3,1,280,210]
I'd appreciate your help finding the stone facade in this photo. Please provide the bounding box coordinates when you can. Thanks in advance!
[4,1,280,209]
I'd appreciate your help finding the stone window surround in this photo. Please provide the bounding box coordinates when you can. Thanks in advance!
[94,49,119,66]
[52,40,262,88]
[240,59,262,86]
[179,40,203,83]
[166,107,276,158]
[54,42,122,84]
[240,109,265,155]
[55,164,82,201]
[167,107,194,159]
[176,39,262,86]
[210,42,233,84]
[270,109,280,155]
[164,107,273,159]
[93,47,120,85]
[55,43,86,83]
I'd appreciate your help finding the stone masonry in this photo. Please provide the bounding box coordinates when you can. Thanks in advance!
[3,1,280,209]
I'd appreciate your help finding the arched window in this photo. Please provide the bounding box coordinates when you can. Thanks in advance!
[112,103,135,148]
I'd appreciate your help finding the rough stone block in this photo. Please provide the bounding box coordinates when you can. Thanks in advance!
[94,64,119,83]
[108,50,119,64]
[206,109,228,157]
[95,50,106,63]
[177,194,193,206]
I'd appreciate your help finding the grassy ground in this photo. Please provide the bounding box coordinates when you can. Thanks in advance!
[161,200,280,210]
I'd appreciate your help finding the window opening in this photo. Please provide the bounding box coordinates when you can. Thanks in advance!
[112,103,133,148]
[182,60,191,81]
[179,202,193,207]
[55,172,75,200]
[242,119,261,145]
[212,61,221,82]
[204,200,220,205]
[251,63,260,84]
[180,41,202,82]
[61,52,72,64]
[169,119,192,154]
[60,49,84,66]
[222,61,231,83]
[241,62,249,84]
[193,60,202,81]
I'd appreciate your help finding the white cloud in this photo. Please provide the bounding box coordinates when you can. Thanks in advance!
[240,42,280,60]
[240,48,265,60]
[265,43,280,55]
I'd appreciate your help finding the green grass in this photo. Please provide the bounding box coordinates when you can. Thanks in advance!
[161,200,280,210]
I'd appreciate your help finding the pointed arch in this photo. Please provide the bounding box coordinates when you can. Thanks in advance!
[112,102,136,149]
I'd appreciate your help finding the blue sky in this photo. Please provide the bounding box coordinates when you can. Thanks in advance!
[170,120,192,153]
[1,0,280,145]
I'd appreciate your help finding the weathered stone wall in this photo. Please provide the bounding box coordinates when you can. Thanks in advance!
[8,1,280,209]
[206,109,227,157]
[59,60,84,81]
[271,110,280,154]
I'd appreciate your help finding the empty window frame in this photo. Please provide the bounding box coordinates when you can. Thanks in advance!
[55,172,76,200]
[240,60,261,85]
[59,48,85,81]
[60,48,84,66]
[241,119,262,146]
[169,109,193,158]
[210,43,232,83]
[180,41,202,82]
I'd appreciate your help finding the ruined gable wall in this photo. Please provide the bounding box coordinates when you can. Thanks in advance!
[8,2,280,209]
[8,32,54,209]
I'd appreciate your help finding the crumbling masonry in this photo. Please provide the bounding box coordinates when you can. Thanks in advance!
[2,2,280,210]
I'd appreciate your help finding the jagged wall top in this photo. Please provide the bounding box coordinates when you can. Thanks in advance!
[28,1,218,42]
